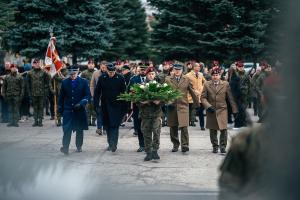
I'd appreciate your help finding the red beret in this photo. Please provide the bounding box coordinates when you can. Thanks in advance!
[145,66,156,75]
[260,60,269,68]
[10,64,17,69]
[236,60,244,68]
[211,67,221,75]
[212,60,219,66]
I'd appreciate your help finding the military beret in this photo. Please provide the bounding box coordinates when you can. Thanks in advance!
[173,64,183,70]
[32,58,40,64]
[122,65,130,71]
[211,67,221,75]
[10,64,17,69]
[236,60,244,68]
[145,66,156,75]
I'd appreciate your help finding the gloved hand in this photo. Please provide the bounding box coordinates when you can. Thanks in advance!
[74,103,82,111]
[233,112,238,119]
[207,106,216,113]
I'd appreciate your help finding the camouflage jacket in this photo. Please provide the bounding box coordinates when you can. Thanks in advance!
[138,102,163,119]
[80,69,95,86]
[27,68,51,97]
[2,72,24,98]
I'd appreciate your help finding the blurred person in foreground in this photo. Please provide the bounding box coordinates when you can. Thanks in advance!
[58,65,91,155]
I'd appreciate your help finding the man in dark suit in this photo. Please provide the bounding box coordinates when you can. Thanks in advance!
[58,65,91,155]
[94,63,127,152]
[127,64,148,152]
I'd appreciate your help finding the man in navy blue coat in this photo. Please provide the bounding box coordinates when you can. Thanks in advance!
[94,63,127,152]
[58,66,91,155]
[127,64,147,152]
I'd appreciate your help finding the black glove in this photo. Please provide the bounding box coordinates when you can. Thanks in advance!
[233,112,238,119]
[74,103,82,111]
[207,106,216,113]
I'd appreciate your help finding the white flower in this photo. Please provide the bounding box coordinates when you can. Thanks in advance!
[163,83,168,87]
[146,83,149,87]
[152,80,157,84]
[140,85,145,89]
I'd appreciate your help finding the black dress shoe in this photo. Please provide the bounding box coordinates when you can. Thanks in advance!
[111,146,117,152]
[133,131,138,136]
[76,148,82,152]
[182,146,189,152]
[144,153,153,161]
[201,127,205,131]
[213,147,218,153]
[137,147,145,152]
[171,147,178,152]
[60,147,69,155]
[152,151,160,160]
[220,148,226,153]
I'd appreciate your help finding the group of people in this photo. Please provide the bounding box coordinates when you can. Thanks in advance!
[0,58,273,161]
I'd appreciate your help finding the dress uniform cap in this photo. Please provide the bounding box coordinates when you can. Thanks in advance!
[68,65,79,74]
[10,64,17,69]
[236,60,244,68]
[33,58,40,64]
[173,64,183,70]
[106,63,116,71]
[122,65,130,71]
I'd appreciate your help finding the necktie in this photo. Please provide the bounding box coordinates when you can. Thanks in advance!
[196,73,198,78]
[176,77,180,82]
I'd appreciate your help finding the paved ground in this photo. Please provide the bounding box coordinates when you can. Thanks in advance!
[0,110,258,200]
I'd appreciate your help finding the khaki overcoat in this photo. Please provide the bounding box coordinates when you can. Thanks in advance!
[165,75,198,128]
[201,80,237,130]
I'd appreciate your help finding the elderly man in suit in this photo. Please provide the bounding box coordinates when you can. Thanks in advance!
[201,67,238,154]
[165,63,199,153]
[58,65,91,155]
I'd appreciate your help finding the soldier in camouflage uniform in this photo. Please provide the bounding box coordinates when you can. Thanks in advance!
[27,58,51,127]
[254,61,272,123]
[139,67,163,161]
[53,66,68,126]
[80,60,96,126]
[229,61,251,128]
[2,64,24,127]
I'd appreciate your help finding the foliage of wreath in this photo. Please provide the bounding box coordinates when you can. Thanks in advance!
[118,81,182,103]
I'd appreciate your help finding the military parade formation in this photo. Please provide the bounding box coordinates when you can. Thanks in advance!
[0,59,274,162]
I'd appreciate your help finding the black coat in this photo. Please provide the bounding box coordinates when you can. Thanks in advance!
[58,77,91,133]
[94,73,127,127]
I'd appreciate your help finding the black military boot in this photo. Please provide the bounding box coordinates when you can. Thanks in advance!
[213,147,218,153]
[60,147,69,155]
[220,148,226,154]
[144,152,153,161]
[32,120,38,127]
[152,151,160,160]
[57,119,62,127]
[91,118,96,126]
[38,119,43,127]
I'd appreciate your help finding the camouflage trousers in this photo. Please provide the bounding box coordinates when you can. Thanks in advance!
[6,96,21,125]
[86,102,96,124]
[141,117,161,153]
[32,96,44,121]
[209,129,227,149]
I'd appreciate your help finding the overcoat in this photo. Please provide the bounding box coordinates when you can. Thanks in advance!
[58,77,91,133]
[94,73,127,127]
[201,80,238,130]
[165,75,198,128]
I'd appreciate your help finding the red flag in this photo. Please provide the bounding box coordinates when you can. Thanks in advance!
[45,37,63,73]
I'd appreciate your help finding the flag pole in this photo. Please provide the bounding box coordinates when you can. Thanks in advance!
[49,27,58,126]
